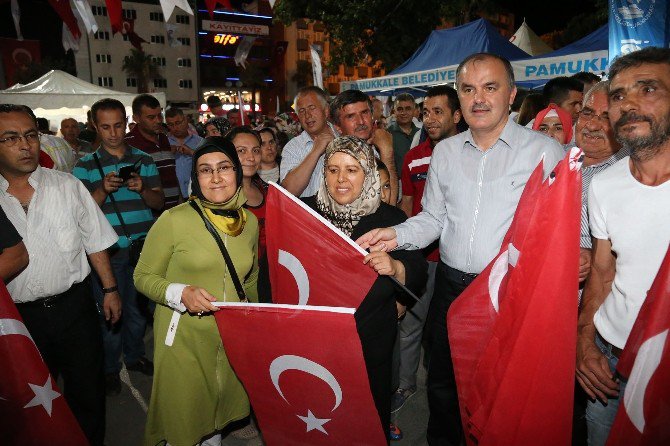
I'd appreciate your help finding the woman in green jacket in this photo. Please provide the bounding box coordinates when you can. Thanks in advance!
[134,137,258,446]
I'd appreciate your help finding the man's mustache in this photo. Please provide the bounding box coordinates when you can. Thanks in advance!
[614,111,652,131]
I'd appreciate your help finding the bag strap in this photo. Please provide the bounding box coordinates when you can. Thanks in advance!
[189,200,246,302]
[93,152,132,241]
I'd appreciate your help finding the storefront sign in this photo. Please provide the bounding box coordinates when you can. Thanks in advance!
[202,20,269,36]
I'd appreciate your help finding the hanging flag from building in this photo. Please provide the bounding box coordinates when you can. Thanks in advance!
[165,23,182,47]
[608,0,670,61]
[72,0,98,34]
[606,244,670,446]
[47,0,81,40]
[62,23,80,52]
[214,302,387,445]
[105,0,123,34]
[449,149,583,446]
[0,37,41,87]
[265,183,377,309]
[234,35,256,68]
[0,281,88,445]
[204,0,233,19]
[158,0,193,22]
[122,18,147,51]
[10,0,22,40]
[310,44,324,88]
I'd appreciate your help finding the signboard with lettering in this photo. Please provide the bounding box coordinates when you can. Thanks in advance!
[202,20,269,36]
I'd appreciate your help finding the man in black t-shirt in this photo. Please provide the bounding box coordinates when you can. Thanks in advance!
[0,206,28,281]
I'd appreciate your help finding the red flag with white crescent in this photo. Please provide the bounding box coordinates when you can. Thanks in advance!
[214,303,386,445]
[0,281,88,445]
[47,0,81,40]
[449,148,582,445]
[265,183,377,308]
[606,244,670,446]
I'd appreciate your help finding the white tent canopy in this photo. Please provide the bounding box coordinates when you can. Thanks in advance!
[509,20,553,57]
[0,70,166,132]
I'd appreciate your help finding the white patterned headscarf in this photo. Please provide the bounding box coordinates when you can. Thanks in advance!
[316,136,381,237]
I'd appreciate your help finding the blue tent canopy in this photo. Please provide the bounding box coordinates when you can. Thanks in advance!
[512,25,608,89]
[389,19,531,75]
[341,19,531,95]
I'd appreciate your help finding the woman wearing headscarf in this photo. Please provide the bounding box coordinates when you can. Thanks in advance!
[204,117,232,138]
[303,136,427,439]
[532,103,574,145]
[134,137,259,446]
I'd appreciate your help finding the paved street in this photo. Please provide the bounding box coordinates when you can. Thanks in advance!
[105,329,430,446]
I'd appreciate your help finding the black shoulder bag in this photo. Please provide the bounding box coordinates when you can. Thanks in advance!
[189,200,247,302]
[93,153,146,266]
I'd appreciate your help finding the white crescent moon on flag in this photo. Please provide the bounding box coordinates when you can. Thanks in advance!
[0,318,37,345]
[623,329,668,433]
[488,250,509,313]
[270,354,343,412]
[278,250,310,305]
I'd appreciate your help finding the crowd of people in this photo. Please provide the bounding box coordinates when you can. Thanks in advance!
[0,46,669,446]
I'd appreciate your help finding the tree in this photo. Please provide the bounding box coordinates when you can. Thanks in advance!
[122,48,160,93]
[274,0,445,70]
[291,60,313,88]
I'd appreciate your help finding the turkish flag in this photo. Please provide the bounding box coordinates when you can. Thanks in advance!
[104,0,122,34]
[449,148,582,445]
[215,302,386,445]
[0,37,41,87]
[204,0,233,18]
[47,0,81,40]
[265,183,377,308]
[0,281,88,445]
[121,18,147,51]
[606,245,670,446]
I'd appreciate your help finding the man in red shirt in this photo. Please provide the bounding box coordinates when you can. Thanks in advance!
[393,85,462,413]
[125,94,179,209]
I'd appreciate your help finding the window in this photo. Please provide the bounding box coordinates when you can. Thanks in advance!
[126,78,137,88]
[122,9,137,20]
[153,78,168,88]
[176,15,189,24]
[92,6,107,16]
[96,54,112,63]
[150,35,165,44]
[178,79,193,89]
[177,37,190,46]
[149,12,164,22]
[98,77,113,87]
[177,58,192,68]
[152,57,166,66]
[94,31,110,40]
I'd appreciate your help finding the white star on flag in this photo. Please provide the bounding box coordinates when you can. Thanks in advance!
[297,410,331,434]
[24,376,61,416]
[159,0,193,22]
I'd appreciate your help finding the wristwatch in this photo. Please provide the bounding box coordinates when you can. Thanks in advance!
[102,285,118,294]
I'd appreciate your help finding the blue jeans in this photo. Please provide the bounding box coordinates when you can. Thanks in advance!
[585,333,626,446]
[92,248,147,374]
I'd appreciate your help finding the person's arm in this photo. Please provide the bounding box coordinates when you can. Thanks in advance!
[399,196,413,218]
[281,131,333,196]
[88,250,122,324]
[126,172,165,210]
[576,237,619,402]
[91,172,123,206]
[369,129,398,204]
[0,242,28,281]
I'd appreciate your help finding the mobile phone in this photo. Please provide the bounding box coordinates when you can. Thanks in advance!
[117,160,141,181]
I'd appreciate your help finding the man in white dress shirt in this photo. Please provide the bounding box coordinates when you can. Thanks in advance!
[358,53,564,446]
[0,104,121,445]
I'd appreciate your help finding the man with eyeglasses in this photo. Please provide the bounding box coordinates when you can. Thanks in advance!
[258,127,281,183]
[73,98,164,396]
[165,108,203,199]
[573,81,629,287]
[0,103,121,445]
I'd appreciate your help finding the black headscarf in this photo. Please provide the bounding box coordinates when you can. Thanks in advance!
[190,136,243,200]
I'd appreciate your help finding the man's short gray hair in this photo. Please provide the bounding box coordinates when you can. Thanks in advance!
[583,80,609,106]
